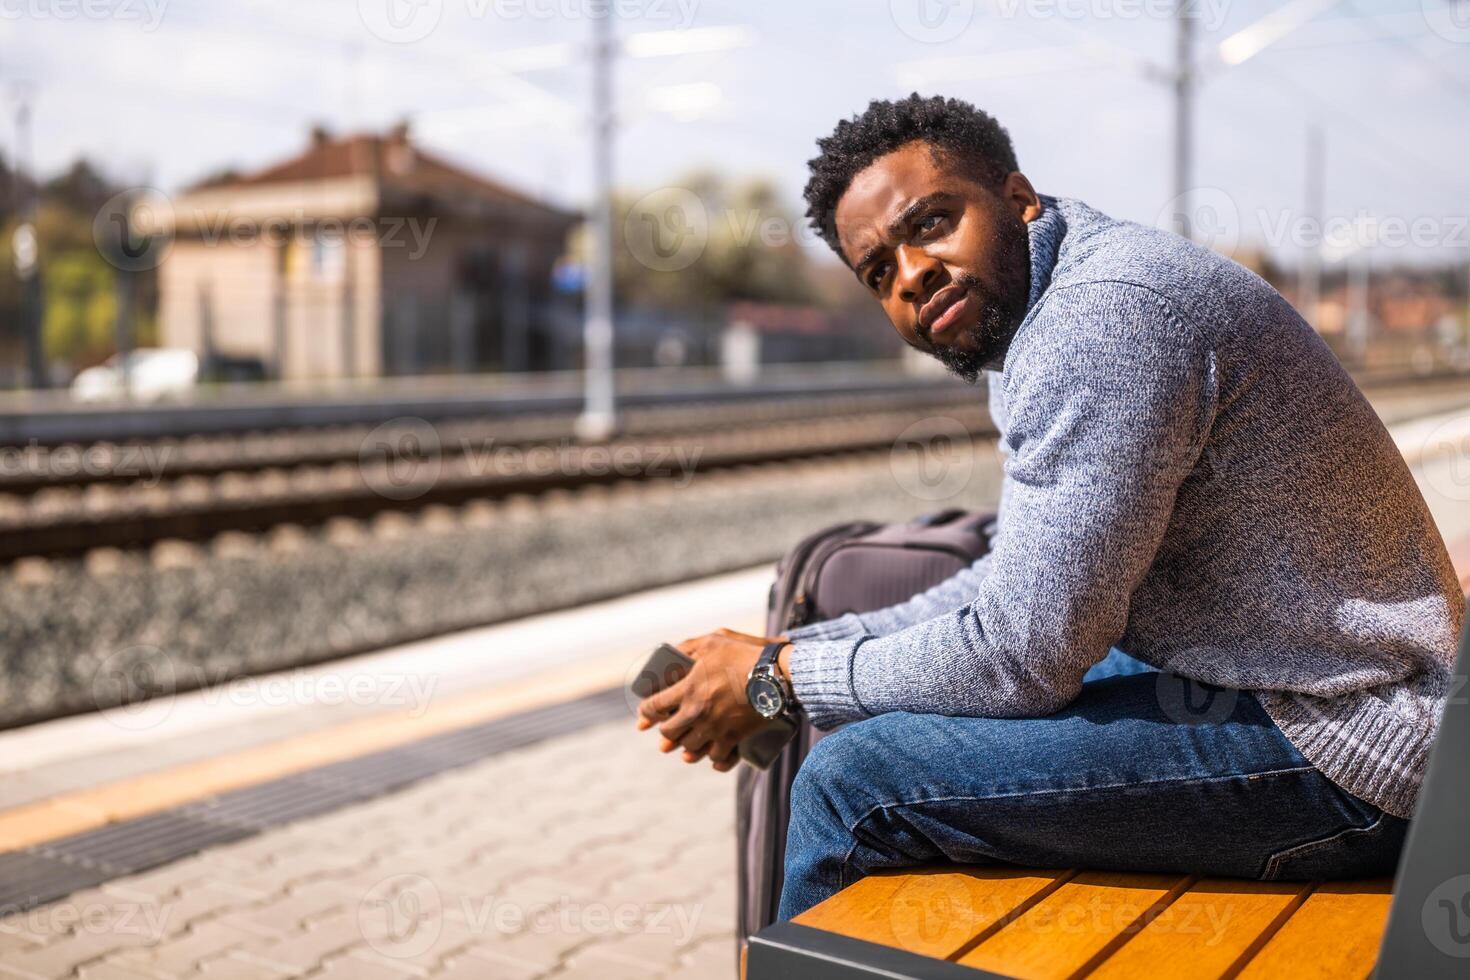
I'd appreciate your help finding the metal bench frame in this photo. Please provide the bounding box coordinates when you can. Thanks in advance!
[747,618,1470,979]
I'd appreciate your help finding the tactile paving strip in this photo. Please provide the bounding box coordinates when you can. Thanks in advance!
[0,686,626,914]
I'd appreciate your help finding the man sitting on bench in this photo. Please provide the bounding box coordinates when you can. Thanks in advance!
[636,94,1465,921]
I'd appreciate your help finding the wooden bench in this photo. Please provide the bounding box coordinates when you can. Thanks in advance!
[744,578,1470,978]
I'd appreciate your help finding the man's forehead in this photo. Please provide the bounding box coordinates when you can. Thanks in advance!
[835,145,947,266]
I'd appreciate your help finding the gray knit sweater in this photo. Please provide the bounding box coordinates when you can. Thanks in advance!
[786,195,1464,820]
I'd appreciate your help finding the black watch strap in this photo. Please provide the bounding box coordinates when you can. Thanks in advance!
[757,641,788,671]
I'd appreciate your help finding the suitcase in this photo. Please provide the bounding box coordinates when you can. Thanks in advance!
[734,507,998,958]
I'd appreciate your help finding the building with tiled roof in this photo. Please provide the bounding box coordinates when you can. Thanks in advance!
[154,124,578,379]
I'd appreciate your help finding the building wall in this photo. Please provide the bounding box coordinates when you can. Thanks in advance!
[280,231,382,380]
[377,219,570,376]
[157,170,571,379]
[379,221,468,376]
[158,238,277,364]
[159,232,383,381]
[350,239,382,378]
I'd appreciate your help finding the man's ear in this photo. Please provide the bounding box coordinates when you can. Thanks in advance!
[1001,172,1042,224]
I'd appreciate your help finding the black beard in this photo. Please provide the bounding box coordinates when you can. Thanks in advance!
[927,221,1031,384]
[929,295,1018,383]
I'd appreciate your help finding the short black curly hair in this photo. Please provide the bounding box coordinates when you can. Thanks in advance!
[804,94,1019,259]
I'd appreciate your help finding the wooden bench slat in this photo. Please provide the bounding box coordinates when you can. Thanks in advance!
[954,871,1193,979]
[1233,880,1393,979]
[1082,879,1313,980]
[793,867,1072,960]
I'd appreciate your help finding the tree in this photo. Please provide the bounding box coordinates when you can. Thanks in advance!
[0,159,159,380]
[572,171,816,312]
[41,248,118,366]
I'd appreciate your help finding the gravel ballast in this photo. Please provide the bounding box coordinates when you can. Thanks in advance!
[0,444,1004,728]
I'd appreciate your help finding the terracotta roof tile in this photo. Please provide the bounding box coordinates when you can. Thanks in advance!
[202,129,573,220]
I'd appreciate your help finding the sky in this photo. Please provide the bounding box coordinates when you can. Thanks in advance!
[3,0,1469,267]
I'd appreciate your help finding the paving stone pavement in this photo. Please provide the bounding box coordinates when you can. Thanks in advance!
[0,718,739,980]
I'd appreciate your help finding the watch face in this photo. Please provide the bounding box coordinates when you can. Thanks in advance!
[747,674,785,719]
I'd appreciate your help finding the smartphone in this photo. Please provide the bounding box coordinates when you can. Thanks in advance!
[629,642,695,699]
[628,642,797,769]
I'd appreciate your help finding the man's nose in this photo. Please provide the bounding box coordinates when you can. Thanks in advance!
[895,245,939,304]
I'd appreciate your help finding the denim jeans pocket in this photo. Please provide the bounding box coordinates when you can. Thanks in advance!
[1259,812,1400,881]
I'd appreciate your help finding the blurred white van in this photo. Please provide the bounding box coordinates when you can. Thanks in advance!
[71,349,200,403]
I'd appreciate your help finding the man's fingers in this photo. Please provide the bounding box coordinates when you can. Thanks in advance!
[658,701,702,745]
[709,742,739,772]
[680,736,713,764]
[637,679,685,724]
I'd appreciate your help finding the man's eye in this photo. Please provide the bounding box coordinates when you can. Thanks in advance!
[867,263,890,289]
[917,213,947,234]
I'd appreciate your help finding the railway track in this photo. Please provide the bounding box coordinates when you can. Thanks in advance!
[6,367,1468,495]
[0,387,980,493]
[0,402,992,562]
[2,372,1467,565]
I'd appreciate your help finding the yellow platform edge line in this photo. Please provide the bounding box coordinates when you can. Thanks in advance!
[0,644,658,852]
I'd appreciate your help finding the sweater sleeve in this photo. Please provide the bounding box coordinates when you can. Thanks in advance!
[784,370,1012,643]
[787,283,1217,730]
[783,550,998,643]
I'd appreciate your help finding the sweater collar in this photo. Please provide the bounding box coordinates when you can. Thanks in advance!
[978,193,1066,373]
[1025,193,1067,314]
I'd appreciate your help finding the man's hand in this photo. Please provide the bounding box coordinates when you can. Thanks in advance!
[636,628,789,773]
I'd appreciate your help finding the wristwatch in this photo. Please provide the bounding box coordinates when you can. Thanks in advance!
[746,641,795,720]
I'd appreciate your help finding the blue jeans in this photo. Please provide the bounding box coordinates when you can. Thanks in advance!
[778,648,1409,921]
